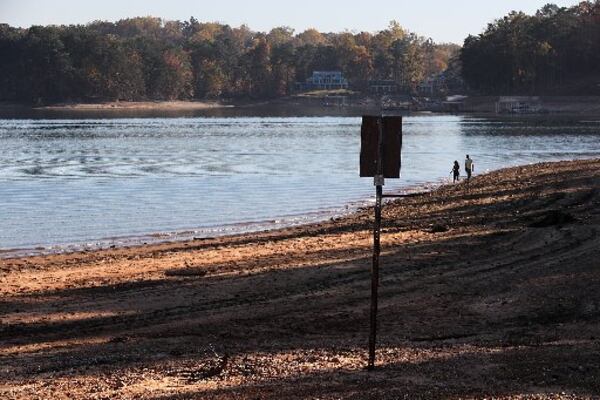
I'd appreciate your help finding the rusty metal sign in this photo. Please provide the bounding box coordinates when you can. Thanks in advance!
[360,116,402,179]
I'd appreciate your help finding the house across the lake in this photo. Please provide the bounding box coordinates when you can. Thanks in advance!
[295,71,349,91]
[417,74,448,96]
[368,80,400,94]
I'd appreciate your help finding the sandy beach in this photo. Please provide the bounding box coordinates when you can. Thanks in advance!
[1,159,599,399]
[34,101,229,111]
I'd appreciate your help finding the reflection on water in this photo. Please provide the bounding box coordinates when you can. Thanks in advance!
[0,115,599,254]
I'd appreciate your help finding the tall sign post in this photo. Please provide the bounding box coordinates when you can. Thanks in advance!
[360,115,403,370]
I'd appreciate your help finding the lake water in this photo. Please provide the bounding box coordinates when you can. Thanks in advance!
[1,115,599,256]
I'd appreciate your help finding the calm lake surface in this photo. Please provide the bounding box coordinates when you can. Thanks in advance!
[1,115,599,255]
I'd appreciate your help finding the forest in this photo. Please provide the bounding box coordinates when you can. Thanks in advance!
[460,1,600,95]
[1,1,599,104]
[0,19,458,104]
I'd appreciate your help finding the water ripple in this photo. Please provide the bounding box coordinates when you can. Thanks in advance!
[1,115,599,253]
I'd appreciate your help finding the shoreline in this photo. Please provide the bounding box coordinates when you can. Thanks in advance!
[0,180,438,260]
[1,159,600,399]
[2,96,600,117]
[0,158,593,259]
[35,100,230,111]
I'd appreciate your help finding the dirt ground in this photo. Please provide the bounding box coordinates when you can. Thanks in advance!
[1,159,600,399]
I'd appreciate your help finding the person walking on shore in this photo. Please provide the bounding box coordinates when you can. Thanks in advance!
[465,155,474,181]
[451,160,460,183]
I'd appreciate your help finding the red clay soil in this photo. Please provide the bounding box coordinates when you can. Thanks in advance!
[1,159,599,399]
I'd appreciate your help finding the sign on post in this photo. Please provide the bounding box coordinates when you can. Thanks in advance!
[359,115,402,371]
[360,116,402,179]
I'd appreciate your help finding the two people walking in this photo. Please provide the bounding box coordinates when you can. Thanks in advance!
[451,155,475,183]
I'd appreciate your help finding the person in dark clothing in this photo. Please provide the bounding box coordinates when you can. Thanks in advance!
[451,160,460,183]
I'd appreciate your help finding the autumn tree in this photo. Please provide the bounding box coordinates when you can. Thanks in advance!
[0,16,469,103]
[20,26,74,103]
[460,1,600,94]
[243,37,272,98]
[155,47,193,99]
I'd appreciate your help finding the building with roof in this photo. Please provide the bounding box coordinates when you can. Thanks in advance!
[368,80,400,94]
[295,71,349,91]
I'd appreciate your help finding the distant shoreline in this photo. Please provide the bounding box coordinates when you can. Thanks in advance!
[1,95,600,117]
[35,100,231,111]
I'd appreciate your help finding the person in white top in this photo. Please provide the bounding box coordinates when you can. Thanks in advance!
[465,155,474,181]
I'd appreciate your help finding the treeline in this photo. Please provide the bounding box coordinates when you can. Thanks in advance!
[0,18,458,104]
[460,1,600,95]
